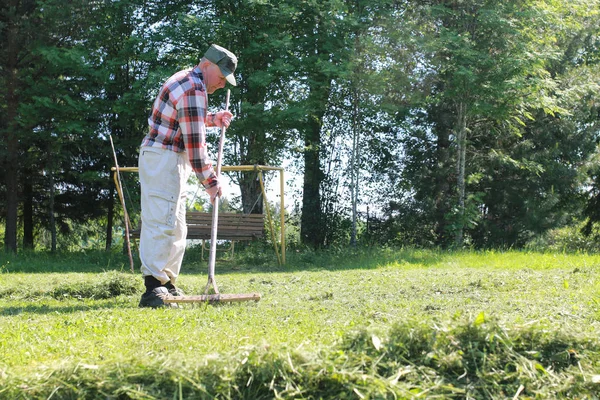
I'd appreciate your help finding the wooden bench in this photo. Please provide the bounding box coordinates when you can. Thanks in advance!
[187,212,264,259]
[185,212,265,241]
[131,212,264,239]
[131,212,265,258]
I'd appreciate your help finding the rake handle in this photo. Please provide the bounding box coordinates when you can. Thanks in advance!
[206,89,230,292]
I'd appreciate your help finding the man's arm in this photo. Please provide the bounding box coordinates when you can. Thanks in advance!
[176,89,220,198]
[205,112,217,127]
[205,111,233,128]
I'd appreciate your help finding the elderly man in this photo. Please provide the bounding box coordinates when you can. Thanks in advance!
[138,44,237,308]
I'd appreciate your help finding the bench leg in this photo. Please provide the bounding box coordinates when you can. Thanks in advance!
[200,239,234,261]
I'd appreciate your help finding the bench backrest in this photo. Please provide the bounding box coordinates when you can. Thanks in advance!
[186,212,264,241]
[130,212,265,241]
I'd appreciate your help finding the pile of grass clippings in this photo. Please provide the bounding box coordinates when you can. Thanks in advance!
[49,271,140,300]
[0,271,140,300]
[2,316,598,399]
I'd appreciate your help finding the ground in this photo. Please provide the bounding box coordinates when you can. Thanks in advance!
[0,248,599,398]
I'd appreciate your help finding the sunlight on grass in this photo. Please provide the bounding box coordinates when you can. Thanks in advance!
[0,248,599,398]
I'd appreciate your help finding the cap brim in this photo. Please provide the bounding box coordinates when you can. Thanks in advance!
[225,73,236,86]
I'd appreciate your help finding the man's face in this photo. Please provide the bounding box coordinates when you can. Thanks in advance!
[205,63,227,94]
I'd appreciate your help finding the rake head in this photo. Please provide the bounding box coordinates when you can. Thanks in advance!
[163,293,261,304]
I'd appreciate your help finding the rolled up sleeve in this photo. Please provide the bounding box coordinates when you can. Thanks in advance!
[176,89,218,189]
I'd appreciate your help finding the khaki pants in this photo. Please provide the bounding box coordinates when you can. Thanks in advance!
[138,146,191,285]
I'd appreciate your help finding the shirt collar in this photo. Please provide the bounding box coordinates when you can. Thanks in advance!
[192,65,203,80]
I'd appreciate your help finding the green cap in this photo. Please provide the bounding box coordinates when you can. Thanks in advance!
[204,44,237,86]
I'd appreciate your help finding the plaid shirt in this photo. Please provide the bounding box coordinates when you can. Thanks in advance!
[141,66,218,189]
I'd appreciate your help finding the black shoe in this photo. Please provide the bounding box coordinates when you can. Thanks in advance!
[164,282,185,297]
[139,287,175,308]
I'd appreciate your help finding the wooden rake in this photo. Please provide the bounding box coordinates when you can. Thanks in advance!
[163,89,261,304]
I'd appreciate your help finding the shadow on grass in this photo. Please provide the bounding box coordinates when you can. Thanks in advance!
[0,250,136,274]
[179,245,454,276]
[1,246,455,275]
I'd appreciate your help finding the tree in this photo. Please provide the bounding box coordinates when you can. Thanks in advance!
[215,0,361,247]
[87,0,171,250]
[211,0,296,215]
[382,0,588,247]
[452,0,600,247]
[429,0,570,245]
[290,0,363,248]
[0,0,39,252]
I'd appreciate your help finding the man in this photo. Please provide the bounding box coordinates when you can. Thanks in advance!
[138,44,237,308]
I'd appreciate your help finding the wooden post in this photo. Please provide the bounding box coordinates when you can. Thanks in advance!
[109,136,135,273]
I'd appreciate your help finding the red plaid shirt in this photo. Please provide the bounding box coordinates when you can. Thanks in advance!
[142,66,218,189]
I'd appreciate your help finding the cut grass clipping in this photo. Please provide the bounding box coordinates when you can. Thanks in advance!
[1,316,599,399]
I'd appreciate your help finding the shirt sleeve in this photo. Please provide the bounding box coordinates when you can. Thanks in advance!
[205,112,217,127]
[176,89,218,189]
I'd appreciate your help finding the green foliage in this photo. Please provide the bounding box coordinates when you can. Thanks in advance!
[379,0,600,249]
[527,219,600,253]
[2,0,600,253]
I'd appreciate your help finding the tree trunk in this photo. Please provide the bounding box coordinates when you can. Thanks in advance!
[240,173,263,214]
[299,20,332,248]
[228,35,266,217]
[238,126,265,216]
[4,122,19,253]
[300,114,325,248]
[349,16,366,248]
[434,126,452,246]
[4,15,20,254]
[105,175,115,251]
[350,85,360,247]
[23,176,34,249]
[48,166,57,252]
[455,101,468,246]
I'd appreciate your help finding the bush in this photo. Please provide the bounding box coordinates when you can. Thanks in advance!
[526,220,600,252]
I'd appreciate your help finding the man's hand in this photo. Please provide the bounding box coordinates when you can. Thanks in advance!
[213,110,233,128]
[206,183,222,205]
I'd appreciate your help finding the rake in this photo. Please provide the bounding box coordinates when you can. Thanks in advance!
[163,89,261,305]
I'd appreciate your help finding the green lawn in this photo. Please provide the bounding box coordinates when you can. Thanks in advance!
[0,248,599,398]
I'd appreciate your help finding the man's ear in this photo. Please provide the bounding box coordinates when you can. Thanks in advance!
[198,58,211,70]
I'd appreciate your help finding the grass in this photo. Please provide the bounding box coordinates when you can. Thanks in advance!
[0,247,599,398]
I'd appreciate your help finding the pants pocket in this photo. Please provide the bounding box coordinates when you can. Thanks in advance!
[147,189,177,228]
[140,146,180,179]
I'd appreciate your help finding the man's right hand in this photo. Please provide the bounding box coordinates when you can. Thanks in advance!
[206,183,222,204]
